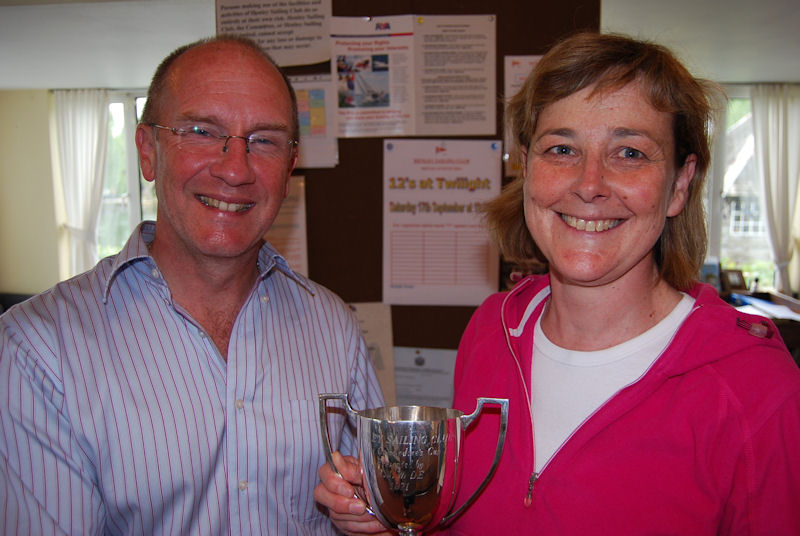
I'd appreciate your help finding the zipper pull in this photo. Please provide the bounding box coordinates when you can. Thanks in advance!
[524,472,538,507]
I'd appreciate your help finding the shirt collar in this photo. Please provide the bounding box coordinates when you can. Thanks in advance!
[102,221,313,302]
[256,240,314,294]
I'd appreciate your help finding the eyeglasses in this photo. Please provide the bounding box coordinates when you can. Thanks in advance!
[148,123,297,159]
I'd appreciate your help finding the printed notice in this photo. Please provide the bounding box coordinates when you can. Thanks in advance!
[264,176,308,275]
[503,55,541,176]
[350,302,397,405]
[394,347,456,408]
[332,14,496,138]
[383,139,501,306]
[290,73,338,168]
[215,0,331,66]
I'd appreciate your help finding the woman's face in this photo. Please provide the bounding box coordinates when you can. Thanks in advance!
[522,80,696,288]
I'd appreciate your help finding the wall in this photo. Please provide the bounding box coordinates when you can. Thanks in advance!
[0,90,59,294]
[0,0,601,349]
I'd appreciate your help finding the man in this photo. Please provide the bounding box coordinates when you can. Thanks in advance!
[0,36,383,534]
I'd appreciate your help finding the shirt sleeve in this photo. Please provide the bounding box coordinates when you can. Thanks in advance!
[0,320,104,535]
[337,316,385,458]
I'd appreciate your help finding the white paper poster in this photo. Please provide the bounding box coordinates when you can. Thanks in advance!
[332,14,496,138]
[394,346,456,407]
[216,0,332,67]
[350,302,397,405]
[503,55,541,176]
[290,73,339,168]
[264,176,308,275]
[383,139,501,306]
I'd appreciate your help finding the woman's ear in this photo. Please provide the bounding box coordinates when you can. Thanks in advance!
[135,124,157,183]
[667,153,697,217]
[520,145,529,179]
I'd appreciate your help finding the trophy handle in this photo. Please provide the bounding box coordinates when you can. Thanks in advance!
[318,393,374,512]
[441,397,509,525]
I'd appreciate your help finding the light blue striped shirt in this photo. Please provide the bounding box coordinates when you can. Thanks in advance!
[0,221,384,535]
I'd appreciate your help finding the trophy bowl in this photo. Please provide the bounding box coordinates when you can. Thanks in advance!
[319,394,508,536]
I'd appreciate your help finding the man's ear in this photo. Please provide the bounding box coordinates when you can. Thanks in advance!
[284,147,299,199]
[667,153,697,217]
[135,124,157,183]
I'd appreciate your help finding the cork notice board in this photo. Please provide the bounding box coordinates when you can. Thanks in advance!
[287,1,600,349]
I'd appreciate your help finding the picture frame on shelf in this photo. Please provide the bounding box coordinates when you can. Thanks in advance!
[721,269,747,293]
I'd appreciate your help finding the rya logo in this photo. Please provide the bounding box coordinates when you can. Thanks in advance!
[435,145,446,154]
[375,22,391,30]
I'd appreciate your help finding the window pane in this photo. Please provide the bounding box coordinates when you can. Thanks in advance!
[97,102,131,258]
[719,98,773,289]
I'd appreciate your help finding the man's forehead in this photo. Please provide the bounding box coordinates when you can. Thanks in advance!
[165,43,285,98]
[173,42,268,76]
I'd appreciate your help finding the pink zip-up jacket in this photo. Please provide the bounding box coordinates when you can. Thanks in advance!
[444,275,800,535]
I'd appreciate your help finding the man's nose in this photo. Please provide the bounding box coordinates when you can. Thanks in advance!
[211,136,254,185]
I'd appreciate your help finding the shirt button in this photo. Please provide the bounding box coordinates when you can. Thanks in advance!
[261,294,269,304]
[238,480,248,491]
[151,268,159,278]
[235,399,245,409]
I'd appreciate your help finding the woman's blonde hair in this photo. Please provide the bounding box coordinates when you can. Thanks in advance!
[487,32,724,290]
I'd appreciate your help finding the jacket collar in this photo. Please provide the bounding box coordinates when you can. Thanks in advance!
[500,275,784,378]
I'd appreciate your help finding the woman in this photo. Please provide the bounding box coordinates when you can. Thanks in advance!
[315,32,800,534]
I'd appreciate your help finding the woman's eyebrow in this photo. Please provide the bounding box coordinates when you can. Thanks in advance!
[611,127,657,140]
[534,127,575,141]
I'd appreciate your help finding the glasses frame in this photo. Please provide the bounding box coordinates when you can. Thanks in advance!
[146,123,298,157]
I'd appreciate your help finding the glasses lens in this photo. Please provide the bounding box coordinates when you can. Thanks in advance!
[179,126,222,151]
[247,132,294,159]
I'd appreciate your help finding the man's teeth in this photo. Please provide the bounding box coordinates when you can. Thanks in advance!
[198,195,253,213]
[561,214,621,232]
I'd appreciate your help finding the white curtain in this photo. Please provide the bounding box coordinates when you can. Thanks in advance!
[751,84,800,294]
[53,89,108,277]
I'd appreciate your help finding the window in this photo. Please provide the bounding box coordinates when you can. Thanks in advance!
[96,92,155,258]
[708,89,773,290]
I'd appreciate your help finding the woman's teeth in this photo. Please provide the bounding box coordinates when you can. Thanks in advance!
[561,214,621,232]
[198,195,253,213]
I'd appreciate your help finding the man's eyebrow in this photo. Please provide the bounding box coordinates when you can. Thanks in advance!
[176,114,290,133]
[249,122,290,133]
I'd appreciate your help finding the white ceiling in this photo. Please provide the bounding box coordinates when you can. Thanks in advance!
[0,0,798,89]
[601,0,800,84]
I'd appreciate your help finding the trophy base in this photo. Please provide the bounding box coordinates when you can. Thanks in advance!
[397,523,424,536]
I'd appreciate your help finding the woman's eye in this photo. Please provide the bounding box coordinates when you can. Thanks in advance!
[619,147,645,159]
[547,145,573,156]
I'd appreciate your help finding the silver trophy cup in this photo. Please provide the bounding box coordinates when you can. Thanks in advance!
[319,394,508,536]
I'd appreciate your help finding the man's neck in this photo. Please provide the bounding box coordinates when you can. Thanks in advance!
[149,238,261,360]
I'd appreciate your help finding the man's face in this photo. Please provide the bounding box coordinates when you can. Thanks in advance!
[136,42,297,263]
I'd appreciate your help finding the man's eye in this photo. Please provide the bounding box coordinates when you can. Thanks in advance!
[248,135,277,146]
[188,126,213,137]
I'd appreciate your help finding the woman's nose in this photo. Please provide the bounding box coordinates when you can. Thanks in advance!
[572,154,609,202]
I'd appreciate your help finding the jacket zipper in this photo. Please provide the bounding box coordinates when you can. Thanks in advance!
[500,280,543,508]
[516,300,704,507]
[524,472,539,507]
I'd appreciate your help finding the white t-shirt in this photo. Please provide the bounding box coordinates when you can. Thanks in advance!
[531,293,695,473]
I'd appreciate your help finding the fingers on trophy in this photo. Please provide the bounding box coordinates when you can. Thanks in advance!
[319,393,509,536]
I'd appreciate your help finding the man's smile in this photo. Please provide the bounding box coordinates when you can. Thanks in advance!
[197,194,254,213]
